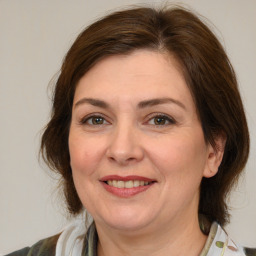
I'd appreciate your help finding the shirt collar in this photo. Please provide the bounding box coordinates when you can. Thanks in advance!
[83,222,246,256]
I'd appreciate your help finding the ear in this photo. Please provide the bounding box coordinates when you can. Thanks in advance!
[203,133,227,178]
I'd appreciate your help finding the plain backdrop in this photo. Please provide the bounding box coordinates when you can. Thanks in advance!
[0,0,255,254]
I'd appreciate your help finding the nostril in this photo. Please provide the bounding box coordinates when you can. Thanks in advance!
[108,155,137,165]
[106,142,144,164]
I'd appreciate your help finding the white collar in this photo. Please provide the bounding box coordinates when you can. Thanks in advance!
[201,222,246,256]
[56,215,90,256]
[55,217,246,256]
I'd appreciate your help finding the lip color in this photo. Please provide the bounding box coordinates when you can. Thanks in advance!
[101,182,154,197]
[100,175,155,182]
[100,175,155,198]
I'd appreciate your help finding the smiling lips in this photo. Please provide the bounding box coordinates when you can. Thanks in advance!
[100,175,156,197]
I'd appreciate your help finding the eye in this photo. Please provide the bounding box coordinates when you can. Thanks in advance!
[80,115,109,125]
[147,114,175,126]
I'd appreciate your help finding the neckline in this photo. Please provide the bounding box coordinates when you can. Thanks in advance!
[200,222,219,256]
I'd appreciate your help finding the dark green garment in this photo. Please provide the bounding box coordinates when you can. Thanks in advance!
[4,224,97,256]
[5,234,60,256]
[5,248,30,256]
[244,248,256,256]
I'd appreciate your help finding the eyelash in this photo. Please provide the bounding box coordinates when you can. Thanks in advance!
[146,113,176,126]
[79,114,109,126]
[79,113,176,127]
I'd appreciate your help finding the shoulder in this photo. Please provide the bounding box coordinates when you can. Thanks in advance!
[5,215,90,256]
[243,247,256,256]
[5,233,60,256]
[202,221,256,256]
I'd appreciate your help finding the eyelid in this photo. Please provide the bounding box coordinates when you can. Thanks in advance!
[145,113,176,125]
[78,112,176,127]
[79,113,110,125]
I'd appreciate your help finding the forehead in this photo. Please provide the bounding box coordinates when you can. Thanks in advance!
[74,50,194,109]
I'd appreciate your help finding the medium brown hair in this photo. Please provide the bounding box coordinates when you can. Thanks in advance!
[41,6,249,226]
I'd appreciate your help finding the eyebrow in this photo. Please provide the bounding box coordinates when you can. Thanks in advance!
[74,97,186,110]
[137,98,186,110]
[74,98,110,108]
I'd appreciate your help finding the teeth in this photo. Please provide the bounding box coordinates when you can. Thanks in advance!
[106,180,152,188]
[125,180,133,188]
[134,180,140,187]
[113,180,117,187]
[117,181,124,188]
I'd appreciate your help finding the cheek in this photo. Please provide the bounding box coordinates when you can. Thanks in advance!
[147,132,208,181]
[68,133,107,210]
[69,132,106,177]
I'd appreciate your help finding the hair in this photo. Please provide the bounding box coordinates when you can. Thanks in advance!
[41,5,249,226]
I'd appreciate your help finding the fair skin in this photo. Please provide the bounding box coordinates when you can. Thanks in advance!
[69,50,224,256]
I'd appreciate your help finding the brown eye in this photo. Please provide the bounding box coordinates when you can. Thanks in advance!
[81,115,108,125]
[154,117,167,125]
[148,115,175,126]
[91,116,104,125]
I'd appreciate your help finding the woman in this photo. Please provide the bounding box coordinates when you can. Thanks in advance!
[6,5,254,256]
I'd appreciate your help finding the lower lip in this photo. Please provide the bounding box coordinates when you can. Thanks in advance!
[101,182,154,198]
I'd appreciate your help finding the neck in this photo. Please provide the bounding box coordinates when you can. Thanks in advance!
[96,214,207,256]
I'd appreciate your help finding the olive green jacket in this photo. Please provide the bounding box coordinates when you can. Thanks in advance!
[5,234,60,256]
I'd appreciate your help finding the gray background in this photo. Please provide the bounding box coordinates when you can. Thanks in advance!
[0,0,255,254]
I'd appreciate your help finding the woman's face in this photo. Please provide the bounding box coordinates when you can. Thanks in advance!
[69,50,216,233]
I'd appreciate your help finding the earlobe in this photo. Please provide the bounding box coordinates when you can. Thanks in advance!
[203,134,226,178]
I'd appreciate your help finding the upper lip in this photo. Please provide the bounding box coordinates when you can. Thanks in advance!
[100,175,156,182]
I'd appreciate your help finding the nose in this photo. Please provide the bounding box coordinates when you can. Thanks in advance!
[106,123,144,165]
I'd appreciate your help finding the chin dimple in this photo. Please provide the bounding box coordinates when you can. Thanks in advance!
[106,180,152,188]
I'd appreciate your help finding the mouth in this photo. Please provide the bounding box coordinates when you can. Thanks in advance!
[104,180,154,188]
[100,175,156,197]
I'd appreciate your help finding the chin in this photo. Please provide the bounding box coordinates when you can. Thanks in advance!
[95,210,155,233]
[106,220,151,233]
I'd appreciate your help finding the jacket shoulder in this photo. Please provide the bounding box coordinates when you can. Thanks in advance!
[4,247,30,256]
[244,247,256,256]
[5,233,61,256]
